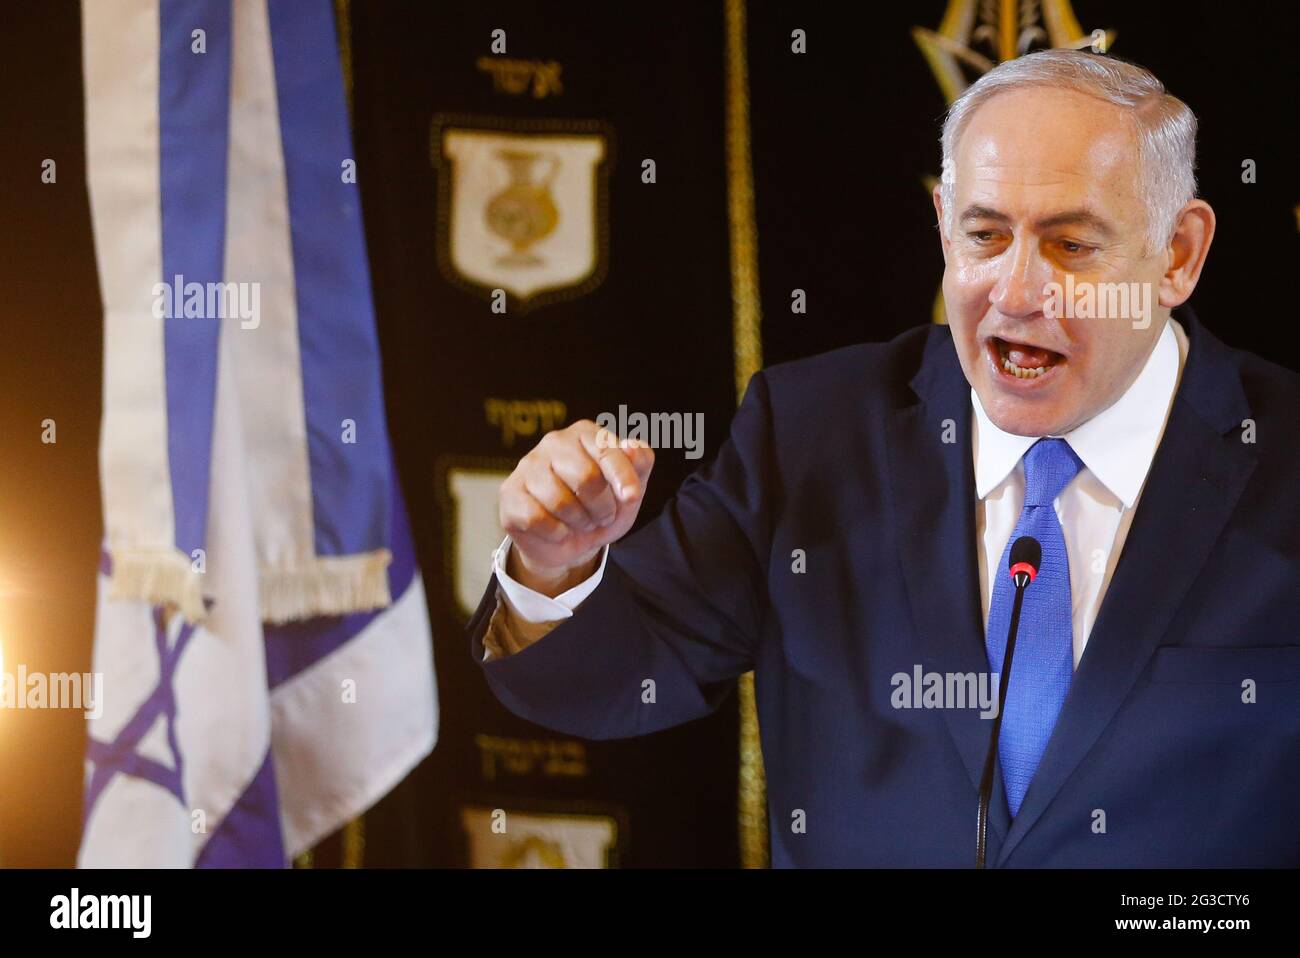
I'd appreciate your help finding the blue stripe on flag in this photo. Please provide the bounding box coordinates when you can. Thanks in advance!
[266,0,391,558]
[195,751,288,868]
[159,0,232,560]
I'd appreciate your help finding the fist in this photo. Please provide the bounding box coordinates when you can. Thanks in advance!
[499,420,655,595]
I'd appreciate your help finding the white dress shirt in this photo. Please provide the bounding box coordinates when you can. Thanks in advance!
[491,319,1189,668]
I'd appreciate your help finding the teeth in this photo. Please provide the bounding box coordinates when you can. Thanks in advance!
[1000,354,1050,379]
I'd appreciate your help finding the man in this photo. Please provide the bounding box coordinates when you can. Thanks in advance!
[466,50,1300,866]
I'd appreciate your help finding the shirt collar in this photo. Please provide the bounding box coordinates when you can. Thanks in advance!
[971,318,1186,507]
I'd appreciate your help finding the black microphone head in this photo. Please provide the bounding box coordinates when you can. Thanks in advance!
[1008,535,1042,587]
[1009,535,1041,573]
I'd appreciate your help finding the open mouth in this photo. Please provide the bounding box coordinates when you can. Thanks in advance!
[988,337,1066,382]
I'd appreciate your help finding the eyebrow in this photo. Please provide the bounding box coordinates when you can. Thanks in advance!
[959,205,1117,239]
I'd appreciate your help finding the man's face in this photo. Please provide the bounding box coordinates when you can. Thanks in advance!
[936,87,1170,436]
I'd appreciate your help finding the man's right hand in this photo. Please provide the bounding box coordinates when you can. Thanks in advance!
[499,420,656,598]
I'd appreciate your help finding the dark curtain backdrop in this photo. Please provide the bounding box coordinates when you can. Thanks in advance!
[0,0,1295,866]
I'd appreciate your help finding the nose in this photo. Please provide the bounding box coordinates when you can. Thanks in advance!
[989,236,1052,320]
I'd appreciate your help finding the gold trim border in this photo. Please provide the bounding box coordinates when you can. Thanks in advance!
[725,0,768,869]
[329,0,364,870]
[341,815,366,868]
[334,0,354,117]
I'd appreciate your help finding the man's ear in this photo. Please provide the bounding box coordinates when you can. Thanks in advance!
[1157,200,1215,309]
[932,184,950,256]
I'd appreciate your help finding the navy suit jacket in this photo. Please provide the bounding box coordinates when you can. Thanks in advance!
[469,310,1300,867]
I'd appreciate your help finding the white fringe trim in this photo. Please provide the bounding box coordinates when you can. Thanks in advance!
[259,549,393,624]
[108,549,207,624]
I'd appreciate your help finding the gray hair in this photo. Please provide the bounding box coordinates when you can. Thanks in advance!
[940,49,1197,254]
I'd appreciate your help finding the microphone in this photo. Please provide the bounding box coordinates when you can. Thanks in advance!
[1009,535,1041,589]
[976,535,1041,869]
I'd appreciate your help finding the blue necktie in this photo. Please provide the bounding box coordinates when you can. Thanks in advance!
[985,437,1084,817]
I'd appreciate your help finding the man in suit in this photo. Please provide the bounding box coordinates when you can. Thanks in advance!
[467,49,1300,866]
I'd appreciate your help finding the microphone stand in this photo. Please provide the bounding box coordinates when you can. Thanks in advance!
[976,574,1029,869]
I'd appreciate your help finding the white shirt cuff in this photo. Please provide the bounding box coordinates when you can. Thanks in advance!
[491,536,609,623]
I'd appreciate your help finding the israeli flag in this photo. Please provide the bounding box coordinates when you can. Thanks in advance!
[78,0,437,866]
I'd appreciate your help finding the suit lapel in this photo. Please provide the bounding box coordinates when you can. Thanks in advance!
[993,314,1257,866]
[884,329,1012,848]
